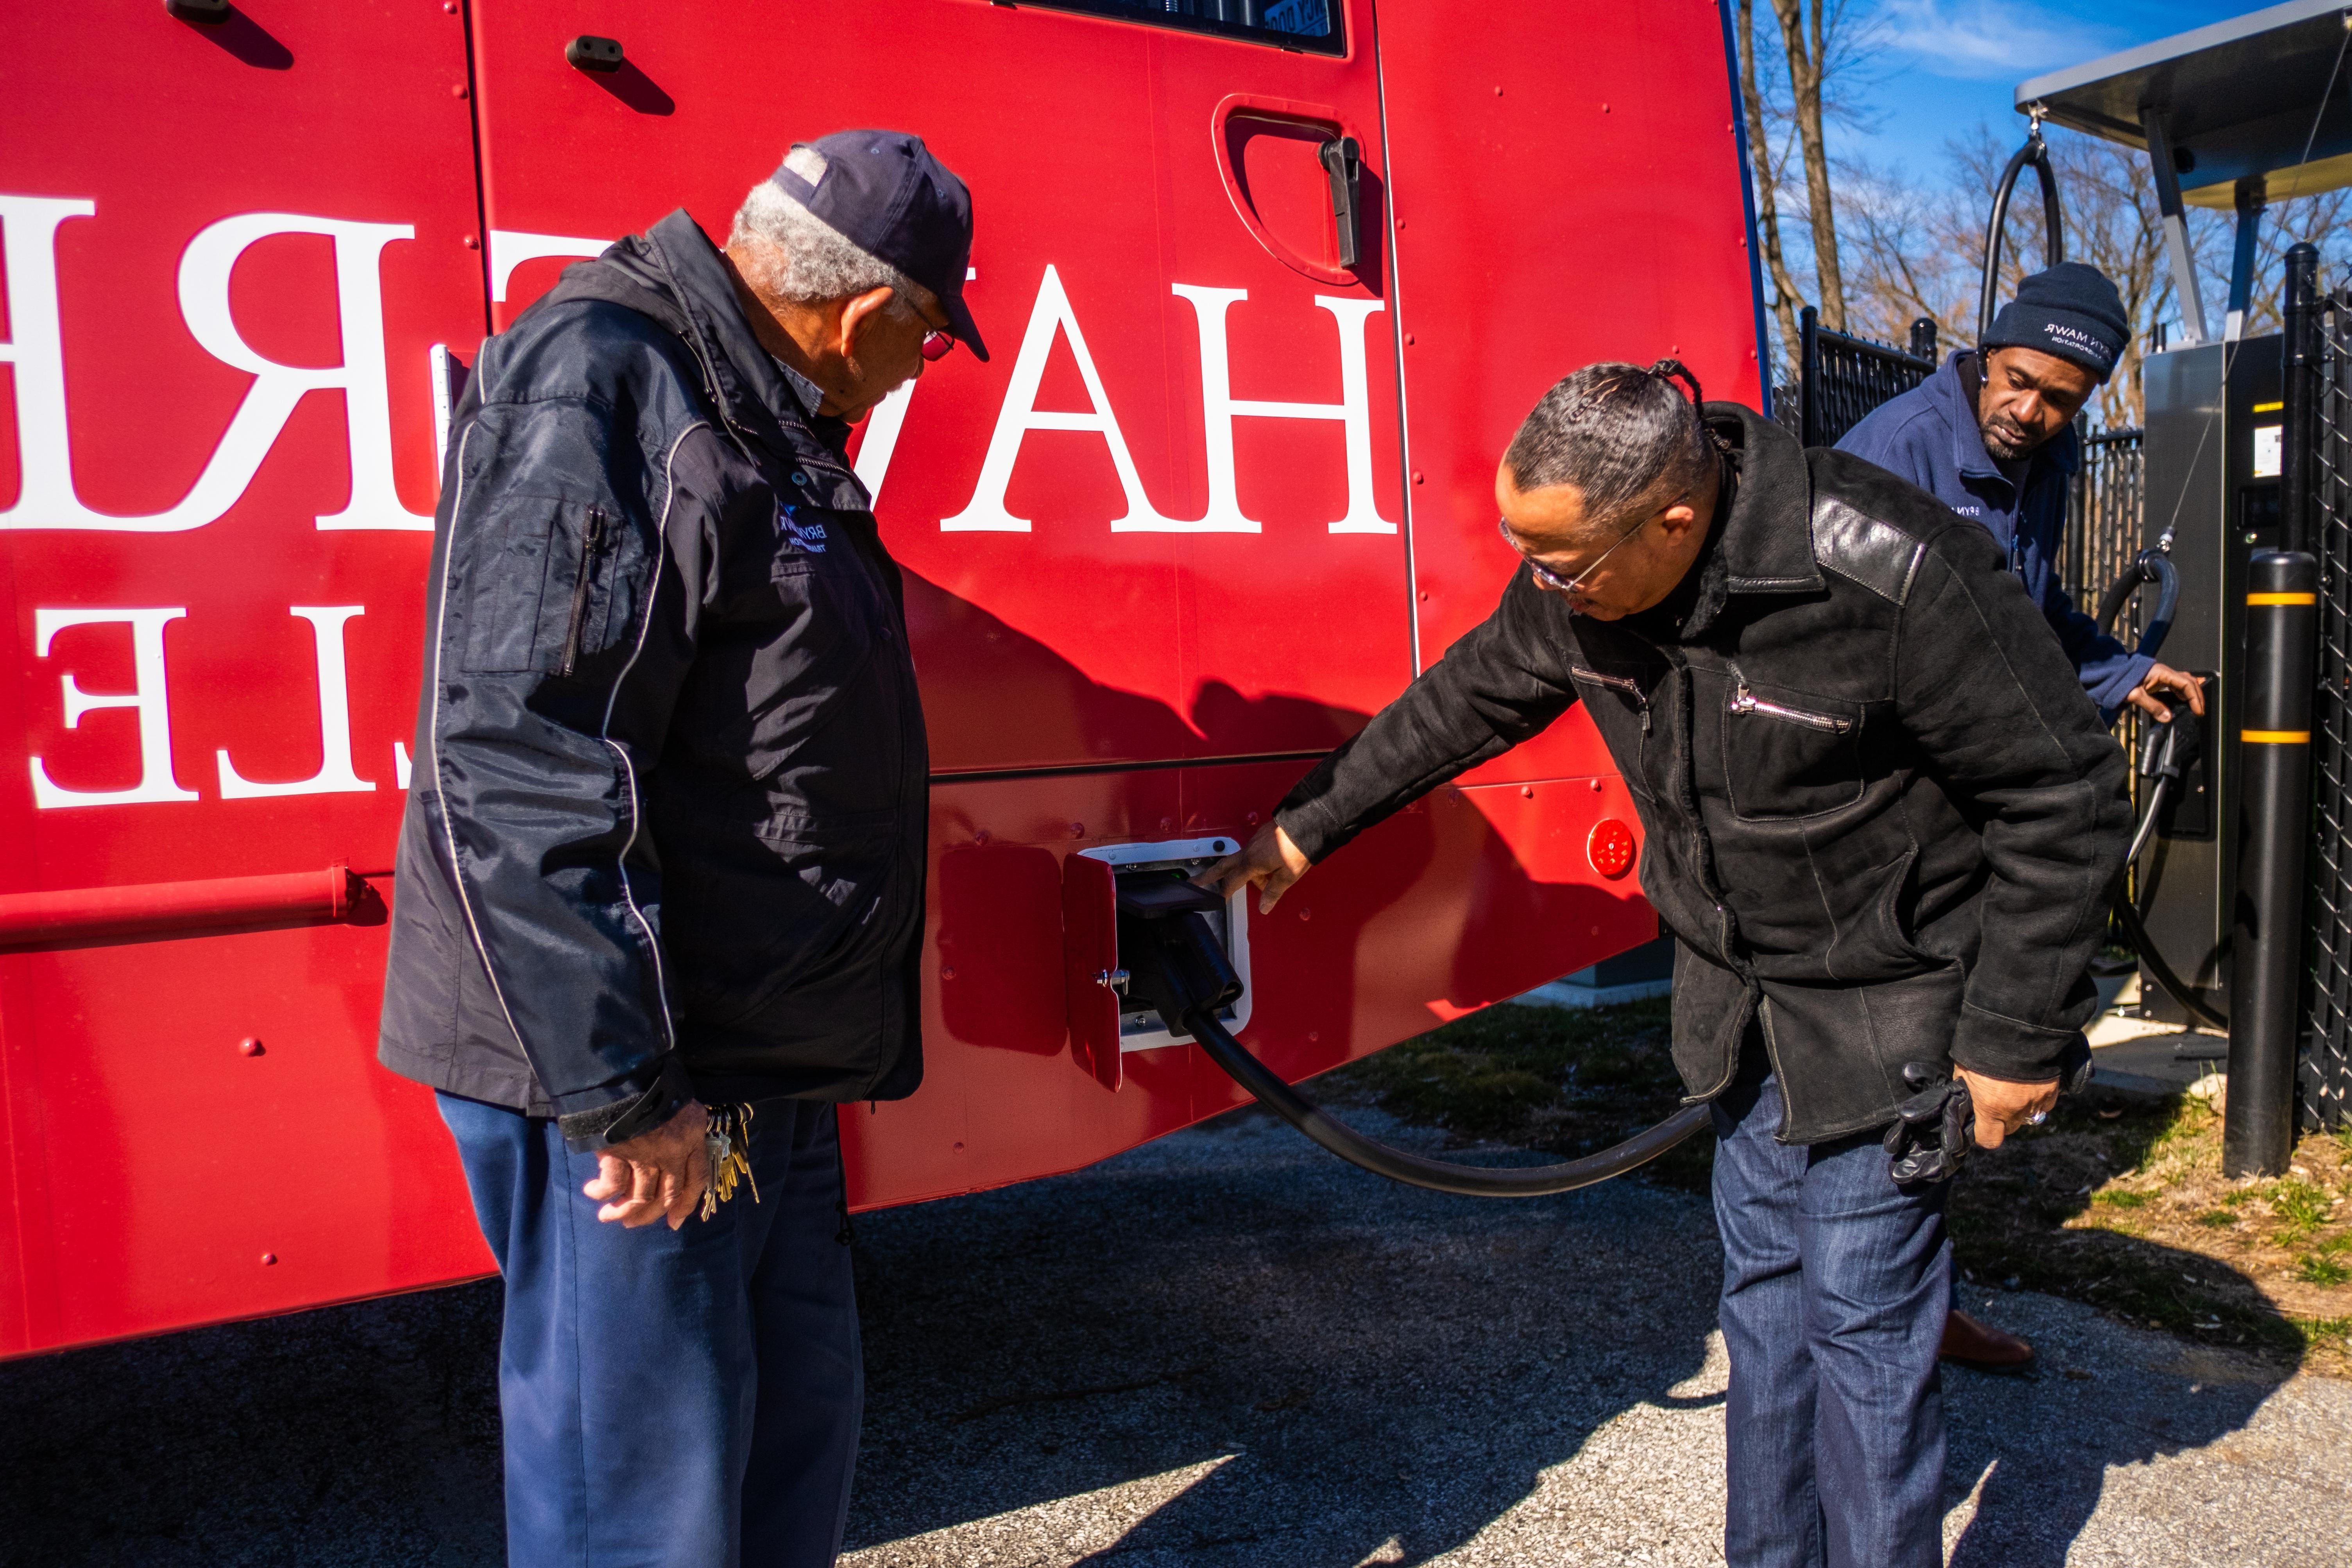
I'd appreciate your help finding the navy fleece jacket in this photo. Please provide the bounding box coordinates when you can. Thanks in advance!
[1838,351,2148,715]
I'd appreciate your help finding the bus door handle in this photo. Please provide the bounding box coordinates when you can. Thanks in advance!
[1210,93,1367,286]
[1318,135,1362,269]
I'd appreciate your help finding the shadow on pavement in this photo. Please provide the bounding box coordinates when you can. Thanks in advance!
[1940,1276,2287,1566]
[0,1279,506,1567]
[843,1106,1724,1565]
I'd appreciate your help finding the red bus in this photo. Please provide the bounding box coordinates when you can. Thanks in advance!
[0,0,1765,1357]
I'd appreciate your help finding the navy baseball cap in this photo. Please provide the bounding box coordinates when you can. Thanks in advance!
[768,130,987,361]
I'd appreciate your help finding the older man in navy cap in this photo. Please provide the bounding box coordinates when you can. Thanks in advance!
[378,131,983,1568]
[1841,262,2198,1380]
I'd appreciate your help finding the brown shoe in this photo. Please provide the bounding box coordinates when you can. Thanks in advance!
[1940,1308,2038,1376]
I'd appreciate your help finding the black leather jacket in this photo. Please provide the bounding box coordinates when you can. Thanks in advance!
[1276,405,2130,1142]
[378,211,927,1149]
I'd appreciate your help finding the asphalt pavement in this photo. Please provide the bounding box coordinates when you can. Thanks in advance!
[4,1104,2347,1566]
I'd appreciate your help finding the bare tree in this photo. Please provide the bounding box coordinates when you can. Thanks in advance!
[1736,0,1877,381]
[1765,0,1853,331]
[1847,132,2178,423]
[1738,0,1806,372]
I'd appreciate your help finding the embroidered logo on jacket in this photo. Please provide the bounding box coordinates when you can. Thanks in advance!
[779,503,829,553]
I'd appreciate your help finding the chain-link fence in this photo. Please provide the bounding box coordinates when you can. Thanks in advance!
[2304,287,2352,1129]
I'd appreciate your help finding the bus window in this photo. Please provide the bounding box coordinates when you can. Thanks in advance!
[1029,0,1341,53]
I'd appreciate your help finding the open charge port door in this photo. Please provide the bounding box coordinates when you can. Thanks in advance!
[1061,838,1253,1090]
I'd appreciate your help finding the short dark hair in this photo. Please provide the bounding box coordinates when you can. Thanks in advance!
[1502,361,1713,531]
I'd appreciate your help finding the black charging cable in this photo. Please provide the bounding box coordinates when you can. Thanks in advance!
[2094,546,2227,1033]
[1114,876,1707,1199]
[2110,697,2228,1031]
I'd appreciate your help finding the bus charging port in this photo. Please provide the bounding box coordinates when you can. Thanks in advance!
[1115,877,1243,1040]
[1062,838,1254,1090]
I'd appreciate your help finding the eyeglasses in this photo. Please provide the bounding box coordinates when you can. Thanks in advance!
[920,330,955,362]
[1498,510,1652,595]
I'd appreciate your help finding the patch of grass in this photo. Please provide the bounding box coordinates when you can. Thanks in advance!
[2195,1209,2238,1229]
[2092,1189,2152,1209]
[2297,1254,2352,1286]
[2302,1316,2352,1354]
[2268,1179,2334,1240]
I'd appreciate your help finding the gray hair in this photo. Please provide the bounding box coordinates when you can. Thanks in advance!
[1502,362,1713,531]
[728,169,933,319]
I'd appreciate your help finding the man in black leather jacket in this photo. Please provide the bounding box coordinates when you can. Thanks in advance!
[1205,362,2128,1568]
[376,132,984,1568]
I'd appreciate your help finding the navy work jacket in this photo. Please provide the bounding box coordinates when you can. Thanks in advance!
[378,211,929,1151]
[1837,351,2149,716]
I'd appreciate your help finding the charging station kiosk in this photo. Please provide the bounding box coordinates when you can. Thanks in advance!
[2020,0,2352,1157]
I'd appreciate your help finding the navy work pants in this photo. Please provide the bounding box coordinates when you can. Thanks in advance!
[438,1092,861,1568]
[1712,1069,1950,1568]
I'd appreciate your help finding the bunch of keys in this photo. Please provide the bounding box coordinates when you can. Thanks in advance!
[699,1102,761,1222]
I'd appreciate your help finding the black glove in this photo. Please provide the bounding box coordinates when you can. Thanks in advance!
[1885,1038,2093,1186]
[1884,1061,1974,1186]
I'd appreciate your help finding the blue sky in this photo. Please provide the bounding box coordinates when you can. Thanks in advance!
[1834,1,2263,177]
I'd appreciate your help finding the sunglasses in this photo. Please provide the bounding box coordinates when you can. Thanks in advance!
[1497,510,1653,595]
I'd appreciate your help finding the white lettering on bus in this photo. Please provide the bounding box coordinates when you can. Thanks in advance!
[941,263,1183,532]
[29,608,200,808]
[1168,287,1394,535]
[0,196,428,532]
[179,213,429,531]
[487,229,609,303]
[944,267,1396,535]
[215,606,377,798]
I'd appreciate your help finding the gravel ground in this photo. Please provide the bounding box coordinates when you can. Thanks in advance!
[3,1105,2347,1566]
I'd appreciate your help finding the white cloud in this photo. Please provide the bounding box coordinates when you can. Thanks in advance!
[1873,0,2125,82]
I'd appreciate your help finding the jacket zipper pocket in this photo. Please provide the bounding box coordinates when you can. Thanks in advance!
[1571,665,1652,732]
[558,504,609,678]
[1726,677,1851,733]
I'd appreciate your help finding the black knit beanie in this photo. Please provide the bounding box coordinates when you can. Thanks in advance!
[1981,262,2130,380]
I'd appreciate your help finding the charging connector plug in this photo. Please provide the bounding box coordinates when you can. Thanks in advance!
[1114,879,1240,1038]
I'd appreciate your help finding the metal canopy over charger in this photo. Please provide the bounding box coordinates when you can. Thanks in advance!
[2018,0,2352,342]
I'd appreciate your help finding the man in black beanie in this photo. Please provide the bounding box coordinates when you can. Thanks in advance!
[1843,263,2203,726]
[1841,263,2202,1378]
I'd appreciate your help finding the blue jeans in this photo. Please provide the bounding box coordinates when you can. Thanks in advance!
[1712,1068,1950,1568]
[437,1092,861,1568]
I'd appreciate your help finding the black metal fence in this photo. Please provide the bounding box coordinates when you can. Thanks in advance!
[2303,285,2352,1129]
[1780,309,1940,449]
[2060,427,2147,630]
[2059,428,2150,922]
